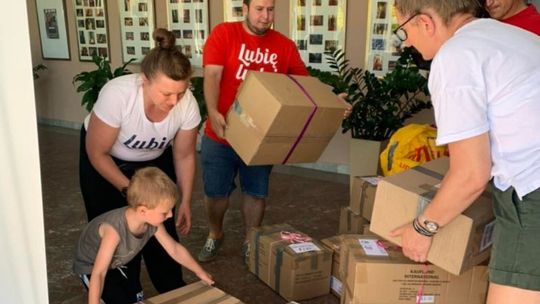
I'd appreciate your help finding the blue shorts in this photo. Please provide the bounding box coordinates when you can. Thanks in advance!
[201,136,272,198]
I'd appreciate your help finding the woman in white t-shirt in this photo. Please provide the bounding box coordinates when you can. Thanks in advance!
[78,28,200,301]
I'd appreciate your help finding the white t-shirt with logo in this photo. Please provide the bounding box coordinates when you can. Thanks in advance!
[84,74,201,161]
[430,19,540,198]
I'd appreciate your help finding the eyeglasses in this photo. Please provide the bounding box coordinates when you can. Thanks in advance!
[393,13,420,42]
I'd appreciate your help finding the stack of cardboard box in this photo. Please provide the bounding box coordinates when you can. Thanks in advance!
[339,176,380,234]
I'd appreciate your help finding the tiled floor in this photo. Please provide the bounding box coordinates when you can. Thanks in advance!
[39,125,348,304]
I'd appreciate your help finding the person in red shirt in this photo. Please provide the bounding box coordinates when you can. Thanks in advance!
[485,0,540,35]
[197,0,309,263]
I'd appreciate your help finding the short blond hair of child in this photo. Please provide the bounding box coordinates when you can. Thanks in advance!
[126,167,179,209]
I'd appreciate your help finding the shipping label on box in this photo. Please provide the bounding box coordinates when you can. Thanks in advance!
[343,244,489,304]
[142,281,244,304]
[370,157,494,275]
[349,176,380,220]
[225,71,347,165]
[248,224,332,301]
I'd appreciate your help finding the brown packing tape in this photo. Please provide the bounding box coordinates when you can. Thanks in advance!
[358,181,371,216]
[253,224,293,277]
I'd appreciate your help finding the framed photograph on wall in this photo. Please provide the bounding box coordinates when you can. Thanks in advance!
[36,0,71,60]
[365,0,402,76]
[118,0,155,63]
[73,0,110,61]
[167,0,209,67]
[290,0,347,71]
[223,0,244,22]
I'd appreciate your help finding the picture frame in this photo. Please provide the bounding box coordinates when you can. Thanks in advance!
[289,0,347,71]
[223,0,244,22]
[36,0,71,60]
[366,0,401,76]
[167,0,209,67]
[118,0,156,63]
[73,0,110,61]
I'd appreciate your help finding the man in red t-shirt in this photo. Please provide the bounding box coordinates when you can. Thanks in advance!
[197,0,309,263]
[485,0,540,35]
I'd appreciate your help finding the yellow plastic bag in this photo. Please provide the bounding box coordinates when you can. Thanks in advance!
[380,124,448,176]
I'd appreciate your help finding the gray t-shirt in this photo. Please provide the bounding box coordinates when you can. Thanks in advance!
[73,207,157,275]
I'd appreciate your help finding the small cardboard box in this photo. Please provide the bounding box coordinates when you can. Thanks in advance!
[349,176,380,220]
[225,71,347,165]
[142,281,244,304]
[339,207,369,234]
[340,237,489,304]
[321,234,363,297]
[370,157,495,275]
[248,224,332,301]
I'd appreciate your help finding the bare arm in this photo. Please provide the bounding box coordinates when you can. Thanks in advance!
[391,133,492,262]
[154,224,214,285]
[203,64,226,138]
[86,113,130,191]
[88,224,120,304]
[172,127,198,235]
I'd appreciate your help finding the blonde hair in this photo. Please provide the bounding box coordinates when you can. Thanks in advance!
[395,0,481,25]
[127,167,179,209]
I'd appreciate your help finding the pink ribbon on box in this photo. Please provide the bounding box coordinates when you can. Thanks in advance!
[281,75,318,164]
[280,231,312,244]
[416,263,430,304]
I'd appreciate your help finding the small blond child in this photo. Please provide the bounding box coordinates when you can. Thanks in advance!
[73,167,213,304]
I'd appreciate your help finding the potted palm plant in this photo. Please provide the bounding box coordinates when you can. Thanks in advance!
[320,47,431,176]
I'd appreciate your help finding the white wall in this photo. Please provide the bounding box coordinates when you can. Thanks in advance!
[0,0,49,303]
[531,0,540,7]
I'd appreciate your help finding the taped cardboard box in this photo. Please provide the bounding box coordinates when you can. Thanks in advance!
[321,234,363,297]
[340,237,488,304]
[339,207,369,234]
[248,224,332,301]
[225,71,347,165]
[370,157,495,275]
[142,281,244,304]
[349,176,381,220]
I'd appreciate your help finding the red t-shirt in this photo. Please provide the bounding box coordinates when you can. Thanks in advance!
[503,4,540,36]
[203,22,309,144]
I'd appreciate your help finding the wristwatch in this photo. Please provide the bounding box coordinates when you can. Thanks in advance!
[419,215,440,234]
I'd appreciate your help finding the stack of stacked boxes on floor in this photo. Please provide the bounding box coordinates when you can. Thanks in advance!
[224,71,494,302]
[327,157,494,303]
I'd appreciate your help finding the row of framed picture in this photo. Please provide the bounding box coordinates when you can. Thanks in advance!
[36,0,211,64]
[36,0,399,73]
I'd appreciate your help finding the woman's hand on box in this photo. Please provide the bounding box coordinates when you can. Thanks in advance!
[390,222,432,263]
[338,93,352,119]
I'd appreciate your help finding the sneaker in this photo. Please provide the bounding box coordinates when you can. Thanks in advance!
[241,241,250,265]
[198,236,224,262]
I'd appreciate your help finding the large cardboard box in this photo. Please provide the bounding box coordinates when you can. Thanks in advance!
[225,71,347,165]
[349,176,380,220]
[370,157,495,275]
[339,207,369,234]
[340,237,489,304]
[321,234,363,297]
[142,281,244,304]
[248,224,332,301]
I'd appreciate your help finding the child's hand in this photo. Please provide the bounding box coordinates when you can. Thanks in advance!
[197,271,215,286]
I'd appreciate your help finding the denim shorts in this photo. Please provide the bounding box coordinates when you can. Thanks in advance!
[489,183,540,291]
[201,136,272,198]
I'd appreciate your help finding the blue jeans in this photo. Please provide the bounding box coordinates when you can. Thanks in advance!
[201,136,272,198]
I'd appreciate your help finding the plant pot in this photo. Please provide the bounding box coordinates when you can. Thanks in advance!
[349,138,387,177]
